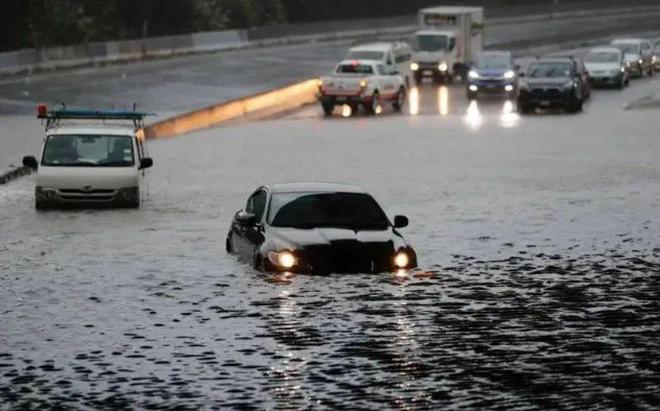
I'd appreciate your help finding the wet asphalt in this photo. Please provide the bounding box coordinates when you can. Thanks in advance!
[1,66,659,408]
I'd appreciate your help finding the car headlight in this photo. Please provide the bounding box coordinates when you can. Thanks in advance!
[35,186,57,201]
[639,59,643,65]
[620,67,626,73]
[411,62,419,71]
[359,79,368,89]
[468,70,480,79]
[393,251,410,269]
[268,251,297,269]
[562,80,575,90]
[438,62,448,72]
[503,70,515,79]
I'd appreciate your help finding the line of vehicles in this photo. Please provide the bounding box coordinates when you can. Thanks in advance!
[317,6,659,116]
[15,5,660,275]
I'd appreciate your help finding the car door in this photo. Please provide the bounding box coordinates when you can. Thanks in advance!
[233,188,268,261]
[577,60,590,98]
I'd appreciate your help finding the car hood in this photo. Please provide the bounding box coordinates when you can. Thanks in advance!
[413,51,449,63]
[524,77,571,86]
[268,226,405,250]
[37,166,139,189]
[474,68,512,77]
[584,62,620,72]
[623,53,641,62]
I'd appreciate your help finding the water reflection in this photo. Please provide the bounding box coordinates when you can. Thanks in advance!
[500,100,520,128]
[341,104,352,118]
[408,87,419,116]
[464,100,482,130]
[438,86,449,116]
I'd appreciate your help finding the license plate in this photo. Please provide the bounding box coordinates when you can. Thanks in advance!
[540,100,551,106]
[423,70,433,76]
[486,84,496,89]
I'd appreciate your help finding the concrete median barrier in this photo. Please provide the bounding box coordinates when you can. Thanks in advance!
[143,79,319,139]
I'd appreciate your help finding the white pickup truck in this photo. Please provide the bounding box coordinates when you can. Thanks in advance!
[317,59,407,116]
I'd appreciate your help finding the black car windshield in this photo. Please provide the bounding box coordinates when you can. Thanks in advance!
[337,64,374,74]
[416,34,448,52]
[614,43,640,54]
[476,54,511,70]
[42,134,135,167]
[268,192,389,229]
[348,51,385,61]
[527,62,572,78]
[585,51,620,63]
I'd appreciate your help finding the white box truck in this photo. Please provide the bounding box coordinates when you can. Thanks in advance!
[411,6,484,84]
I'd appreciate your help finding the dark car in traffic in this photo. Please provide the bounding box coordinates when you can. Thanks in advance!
[467,50,518,100]
[517,57,589,114]
[226,183,417,274]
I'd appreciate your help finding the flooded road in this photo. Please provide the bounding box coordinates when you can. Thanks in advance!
[2,73,660,408]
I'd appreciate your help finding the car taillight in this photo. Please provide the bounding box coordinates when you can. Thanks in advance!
[37,104,48,118]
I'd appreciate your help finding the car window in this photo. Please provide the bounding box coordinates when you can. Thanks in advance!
[527,62,572,78]
[41,134,135,167]
[246,190,267,220]
[394,53,411,63]
[585,51,621,63]
[268,192,389,230]
[476,53,512,69]
[337,64,374,74]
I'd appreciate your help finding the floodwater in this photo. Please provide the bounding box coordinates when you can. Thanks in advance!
[1,77,660,409]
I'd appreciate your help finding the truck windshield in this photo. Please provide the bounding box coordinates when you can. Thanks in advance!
[416,35,448,52]
[527,63,572,78]
[476,54,511,69]
[585,52,620,63]
[41,135,135,167]
[268,192,389,230]
[337,64,374,74]
[348,51,385,61]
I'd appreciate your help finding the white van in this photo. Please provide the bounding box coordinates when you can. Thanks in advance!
[22,105,154,209]
[347,42,413,87]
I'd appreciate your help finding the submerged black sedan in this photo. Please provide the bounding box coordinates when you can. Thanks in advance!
[226,183,417,274]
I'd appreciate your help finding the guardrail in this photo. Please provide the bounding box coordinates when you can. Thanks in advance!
[2,2,660,77]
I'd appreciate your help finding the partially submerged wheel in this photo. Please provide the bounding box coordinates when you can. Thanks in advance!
[321,100,334,117]
[392,88,406,113]
[364,91,380,115]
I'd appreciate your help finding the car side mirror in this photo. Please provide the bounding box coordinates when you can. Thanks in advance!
[139,157,153,170]
[22,156,38,170]
[518,72,526,78]
[393,215,409,229]
[236,211,258,226]
[514,64,521,71]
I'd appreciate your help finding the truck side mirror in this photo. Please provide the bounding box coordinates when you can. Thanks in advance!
[22,156,38,170]
[236,211,258,226]
[139,157,153,170]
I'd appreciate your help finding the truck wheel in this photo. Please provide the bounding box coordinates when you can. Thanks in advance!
[364,91,380,115]
[321,100,334,117]
[392,88,406,113]
[35,201,46,210]
[226,233,233,253]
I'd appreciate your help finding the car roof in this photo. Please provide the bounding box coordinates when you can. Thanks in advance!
[532,57,574,64]
[268,182,367,194]
[47,123,136,136]
[420,6,482,13]
[589,46,621,53]
[338,59,380,66]
[611,38,645,44]
[479,50,511,57]
[349,43,403,53]
[415,30,455,36]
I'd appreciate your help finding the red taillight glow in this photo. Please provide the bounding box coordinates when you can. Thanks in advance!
[37,104,48,118]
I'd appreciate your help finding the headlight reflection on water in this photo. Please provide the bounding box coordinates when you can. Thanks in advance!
[500,100,520,128]
[438,86,449,116]
[464,100,483,130]
[408,86,419,116]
